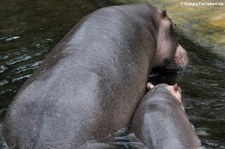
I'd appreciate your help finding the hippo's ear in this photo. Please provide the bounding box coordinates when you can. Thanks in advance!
[147,82,154,90]
[173,83,182,94]
[162,9,167,18]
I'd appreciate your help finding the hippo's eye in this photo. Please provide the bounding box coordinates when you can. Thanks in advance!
[169,22,178,35]
[172,20,176,28]
[168,19,176,29]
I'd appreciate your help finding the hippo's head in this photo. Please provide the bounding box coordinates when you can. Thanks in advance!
[147,82,182,104]
[151,8,189,70]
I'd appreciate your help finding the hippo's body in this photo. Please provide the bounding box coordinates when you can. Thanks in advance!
[3,3,188,148]
[131,83,202,149]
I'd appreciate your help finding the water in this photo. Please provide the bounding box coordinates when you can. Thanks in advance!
[79,128,148,149]
[176,33,225,148]
[0,0,99,109]
[0,0,225,148]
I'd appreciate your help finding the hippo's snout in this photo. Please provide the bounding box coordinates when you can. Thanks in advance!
[167,44,189,69]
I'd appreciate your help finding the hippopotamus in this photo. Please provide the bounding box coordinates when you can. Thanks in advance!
[131,83,202,149]
[3,3,189,148]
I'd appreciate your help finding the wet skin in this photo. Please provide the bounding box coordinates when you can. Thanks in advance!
[131,83,202,149]
[3,3,188,148]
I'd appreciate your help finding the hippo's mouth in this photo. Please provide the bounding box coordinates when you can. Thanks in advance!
[166,56,187,70]
[148,68,180,86]
[149,58,191,85]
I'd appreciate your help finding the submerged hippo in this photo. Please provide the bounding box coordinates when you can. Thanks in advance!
[3,3,188,148]
[131,83,202,149]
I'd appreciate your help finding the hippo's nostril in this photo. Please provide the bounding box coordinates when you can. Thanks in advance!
[162,9,167,17]
[163,58,170,66]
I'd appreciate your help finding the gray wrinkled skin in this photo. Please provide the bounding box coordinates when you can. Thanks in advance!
[131,84,202,149]
[3,3,186,149]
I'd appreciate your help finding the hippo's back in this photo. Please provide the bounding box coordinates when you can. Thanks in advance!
[3,4,156,149]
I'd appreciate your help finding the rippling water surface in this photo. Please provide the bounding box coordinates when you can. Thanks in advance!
[177,34,225,148]
[0,0,225,148]
[0,0,99,109]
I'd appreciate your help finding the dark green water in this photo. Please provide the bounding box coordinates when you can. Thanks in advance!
[177,34,225,148]
[0,0,100,109]
[0,0,225,148]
